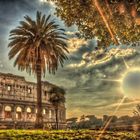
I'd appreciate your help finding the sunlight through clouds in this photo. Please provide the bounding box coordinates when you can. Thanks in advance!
[67,48,137,69]
[39,0,55,6]
[67,60,86,68]
[67,38,88,53]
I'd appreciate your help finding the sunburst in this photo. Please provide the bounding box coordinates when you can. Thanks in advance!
[98,57,140,139]
[122,57,130,69]
[100,56,140,93]
[100,56,140,98]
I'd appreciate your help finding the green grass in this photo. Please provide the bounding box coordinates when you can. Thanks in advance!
[0,130,138,140]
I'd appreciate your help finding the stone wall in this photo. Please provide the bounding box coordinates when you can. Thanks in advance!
[0,72,66,129]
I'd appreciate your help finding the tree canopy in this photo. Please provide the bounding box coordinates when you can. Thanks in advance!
[8,11,69,75]
[53,0,140,48]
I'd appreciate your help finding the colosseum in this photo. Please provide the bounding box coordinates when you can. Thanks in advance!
[0,72,66,129]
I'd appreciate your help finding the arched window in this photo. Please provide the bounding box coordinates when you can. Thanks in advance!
[35,109,37,113]
[16,107,22,120]
[5,106,12,111]
[43,109,46,115]
[27,107,32,119]
[28,88,31,94]
[27,107,31,113]
[7,85,11,91]
[49,110,52,119]
[16,107,22,112]
[4,106,12,119]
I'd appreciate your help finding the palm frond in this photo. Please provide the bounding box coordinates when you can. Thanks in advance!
[8,11,69,75]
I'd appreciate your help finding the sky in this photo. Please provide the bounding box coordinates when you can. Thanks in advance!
[0,0,140,118]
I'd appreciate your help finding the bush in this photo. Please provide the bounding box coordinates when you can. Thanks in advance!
[0,130,138,140]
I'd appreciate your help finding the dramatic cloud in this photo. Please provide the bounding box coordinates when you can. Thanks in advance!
[67,47,137,69]
[67,38,89,53]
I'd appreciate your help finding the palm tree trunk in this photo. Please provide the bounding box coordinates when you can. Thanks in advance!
[35,55,43,128]
[55,107,59,130]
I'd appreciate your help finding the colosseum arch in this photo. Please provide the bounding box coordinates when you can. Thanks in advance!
[26,107,31,113]
[4,105,12,119]
[26,107,33,120]
[43,108,46,115]
[26,106,35,121]
[16,106,22,120]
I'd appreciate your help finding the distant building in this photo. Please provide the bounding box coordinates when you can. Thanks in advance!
[0,72,66,129]
[67,114,140,131]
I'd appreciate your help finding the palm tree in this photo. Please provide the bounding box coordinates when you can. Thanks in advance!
[49,87,65,129]
[8,11,68,128]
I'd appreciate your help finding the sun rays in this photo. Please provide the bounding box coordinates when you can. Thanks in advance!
[100,79,122,83]
[98,56,140,139]
[93,0,119,45]
[122,56,130,69]
[100,56,130,83]
[97,96,126,140]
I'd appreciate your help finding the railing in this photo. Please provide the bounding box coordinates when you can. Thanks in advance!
[0,93,34,102]
[0,92,50,103]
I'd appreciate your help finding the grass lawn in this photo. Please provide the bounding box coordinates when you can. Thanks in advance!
[0,129,139,140]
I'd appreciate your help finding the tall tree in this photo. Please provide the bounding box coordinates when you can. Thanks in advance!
[8,11,68,128]
[49,87,65,129]
[53,0,140,48]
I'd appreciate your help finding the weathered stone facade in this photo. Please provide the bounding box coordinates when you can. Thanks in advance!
[0,72,66,129]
